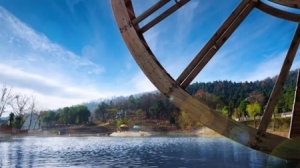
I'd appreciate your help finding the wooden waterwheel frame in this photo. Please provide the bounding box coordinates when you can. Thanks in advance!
[111,0,300,160]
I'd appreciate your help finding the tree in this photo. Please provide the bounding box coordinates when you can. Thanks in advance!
[273,105,279,131]
[13,116,23,129]
[135,109,142,121]
[150,100,165,120]
[246,102,262,128]
[178,111,191,130]
[9,112,14,126]
[233,108,242,121]
[10,95,29,129]
[238,100,249,117]
[221,106,229,117]
[247,91,265,106]
[95,102,109,122]
[0,85,13,118]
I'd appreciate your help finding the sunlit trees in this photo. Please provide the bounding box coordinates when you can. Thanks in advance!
[233,108,242,121]
[238,100,249,117]
[246,102,262,128]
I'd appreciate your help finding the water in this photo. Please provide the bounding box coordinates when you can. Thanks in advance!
[0,136,297,168]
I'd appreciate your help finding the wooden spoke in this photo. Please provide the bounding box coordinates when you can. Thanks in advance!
[178,0,255,88]
[289,69,300,138]
[140,0,190,33]
[132,0,170,26]
[256,1,300,22]
[257,22,300,136]
[270,0,300,8]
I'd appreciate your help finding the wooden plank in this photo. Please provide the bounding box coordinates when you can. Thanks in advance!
[258,22,300,136]
[140,0,190,33]
[176,0,252,85]
[180,2,255,89]
[291,115,300,121]
[270,0,300,8]
[111,0,300,160]
[132,0,170,25]
[255,1,300,22]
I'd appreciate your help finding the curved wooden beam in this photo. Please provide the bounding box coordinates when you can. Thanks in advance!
[269,0,300,8]
[111,0,300,160]
[256,1,300,22]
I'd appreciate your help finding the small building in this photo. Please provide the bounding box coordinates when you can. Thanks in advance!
[120,124,129,131]
[281,112,293,118]
[133,125,140,131]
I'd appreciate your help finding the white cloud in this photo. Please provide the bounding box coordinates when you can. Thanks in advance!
[0,6,115,110]
[129,71,156,93]
[243,51,300,81]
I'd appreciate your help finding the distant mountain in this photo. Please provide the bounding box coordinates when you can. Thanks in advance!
[81,90,159,112]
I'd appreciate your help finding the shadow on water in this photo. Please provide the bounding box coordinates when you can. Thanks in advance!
[0,136,299,168]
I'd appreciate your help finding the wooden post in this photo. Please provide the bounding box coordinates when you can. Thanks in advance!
[258,23,300,136]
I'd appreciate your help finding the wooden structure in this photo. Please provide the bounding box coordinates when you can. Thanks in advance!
[111,0,300,160]
[290,69,300,138]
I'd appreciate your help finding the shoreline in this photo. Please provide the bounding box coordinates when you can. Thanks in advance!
[0,127,290,139]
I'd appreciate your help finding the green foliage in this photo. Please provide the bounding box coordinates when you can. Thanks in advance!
[95,102,109,122]
[246,102,262,120]
[169,115,175,125]
[186,69,298,114]
[150,100,165,120]
[40,105,90,126]
[9,112,14,126]
[238,100,249,116]
[178,111,202,130]
[221,106,229,117]
[116,118,124,127]
[135,109,142,120]
[233,108,242,120]
[13,115,23,129]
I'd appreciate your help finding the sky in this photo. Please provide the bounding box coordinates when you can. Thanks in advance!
[0,0,300,110]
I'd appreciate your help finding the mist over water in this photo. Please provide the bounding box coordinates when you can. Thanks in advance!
[0,136,296,168]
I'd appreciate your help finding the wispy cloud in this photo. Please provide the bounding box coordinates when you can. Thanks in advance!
[0,6,122,109]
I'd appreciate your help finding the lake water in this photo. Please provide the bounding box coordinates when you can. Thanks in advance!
[0,136,298,168]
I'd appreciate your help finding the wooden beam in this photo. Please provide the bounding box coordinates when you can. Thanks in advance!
[180,1,255,88]
[132,0,170,26]
[256,1,300,22]
[176,0,252,85]
[269,0,300,8]
[258,23,300,136]
[140,0,190,33]
[289,69,300,138]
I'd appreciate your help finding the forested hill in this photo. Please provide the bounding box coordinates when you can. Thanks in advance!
[81,69,299,120]
[186,69,298,113]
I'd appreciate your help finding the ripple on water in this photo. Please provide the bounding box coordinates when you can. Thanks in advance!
[0,136,297,168]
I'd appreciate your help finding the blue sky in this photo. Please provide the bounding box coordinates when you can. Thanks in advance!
[0,0,299,109]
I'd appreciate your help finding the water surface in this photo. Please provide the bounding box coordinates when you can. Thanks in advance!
[0,136,297,168]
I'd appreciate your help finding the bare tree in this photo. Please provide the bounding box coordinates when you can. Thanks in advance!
[0,85,13,118]
[10,94,30,129]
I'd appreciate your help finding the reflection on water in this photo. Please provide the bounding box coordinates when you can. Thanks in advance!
[0,136,297,168]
